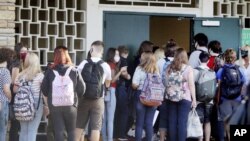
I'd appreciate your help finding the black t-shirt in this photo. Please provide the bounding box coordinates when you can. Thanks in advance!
[118,57,129,86]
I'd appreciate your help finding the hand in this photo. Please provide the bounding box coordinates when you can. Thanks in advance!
[43,105,50,116]
[120,66,127,73]
[191,100,197,109]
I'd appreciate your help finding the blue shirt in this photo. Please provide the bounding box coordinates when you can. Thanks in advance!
[216,64,246,101]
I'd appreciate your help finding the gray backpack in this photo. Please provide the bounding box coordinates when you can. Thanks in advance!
[195,67,216,103]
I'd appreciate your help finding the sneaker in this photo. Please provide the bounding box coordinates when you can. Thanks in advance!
[118,138,128,141]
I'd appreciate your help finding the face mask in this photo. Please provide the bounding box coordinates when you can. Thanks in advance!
[114,56,120,63]
[20,52,27,61]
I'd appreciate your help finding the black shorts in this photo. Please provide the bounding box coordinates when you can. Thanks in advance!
[196,102,213,123]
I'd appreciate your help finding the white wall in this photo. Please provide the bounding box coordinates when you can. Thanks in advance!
[86,0,213,51]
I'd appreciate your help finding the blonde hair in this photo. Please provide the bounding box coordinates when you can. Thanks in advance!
[139,52,158,74]
[168,48,188,73]
[154,48,165,61]
[224,48,236,64]
[18,52,42,81]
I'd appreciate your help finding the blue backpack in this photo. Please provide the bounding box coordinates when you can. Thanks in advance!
[221,65,243,99]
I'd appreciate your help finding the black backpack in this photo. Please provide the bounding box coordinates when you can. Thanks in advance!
[221,65,243,99]
[81,59,104,99]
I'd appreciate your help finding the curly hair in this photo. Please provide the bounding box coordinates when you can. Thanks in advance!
[0,47,15,63]
[224,48,236,64]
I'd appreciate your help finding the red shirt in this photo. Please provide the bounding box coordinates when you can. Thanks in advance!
[207,56,215,70]
[108,62,117,88]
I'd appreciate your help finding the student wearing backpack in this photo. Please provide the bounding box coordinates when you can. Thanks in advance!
[216,48,247,141]
[0,48,14,141]
[164,48,197,141]
[132,52,163,141]
[75,41,112,141]
[157,39,177,141]
[102,48,127,141]
[12,52,44,141]
[8,43,28,141]
[41,46,85,141]
[189,33,209,68]
[207,40,223,72]
[193,52,217,141]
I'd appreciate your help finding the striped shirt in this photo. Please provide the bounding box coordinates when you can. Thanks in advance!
[0,68,11,102]
[16,73,44,99]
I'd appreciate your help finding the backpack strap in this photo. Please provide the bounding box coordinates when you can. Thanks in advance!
[65,66,73,76]
[52,70,60,77]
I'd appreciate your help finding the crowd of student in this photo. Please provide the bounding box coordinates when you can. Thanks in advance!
[0,32,250,141]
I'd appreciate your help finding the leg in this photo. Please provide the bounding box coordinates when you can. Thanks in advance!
[64,106,77,141]
[144,106,157,141]
[159,101,168,141]
[117,85,129,139]
[167,100,177,141]
[101,103,108,141]
[20,102,43,141]
[47,114,55,141]
[0,102,9,141]
[135,97,146,141]
[89,98,104,141]
[51,107,65,141]
[106,88,116,141]
[177,100,191,141]
[76,98,91,141]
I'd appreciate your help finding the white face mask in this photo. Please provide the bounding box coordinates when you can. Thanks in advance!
[114,56,120,63]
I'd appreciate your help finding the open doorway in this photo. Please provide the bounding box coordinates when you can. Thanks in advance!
[150,16,192,52]
[103,13,194,60]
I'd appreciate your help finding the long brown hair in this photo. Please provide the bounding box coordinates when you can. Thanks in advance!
[168,48,188,73]
[139,52,158,74]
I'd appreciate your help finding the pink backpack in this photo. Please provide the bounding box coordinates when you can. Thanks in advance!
[140,73,165,107]
[52,67,74,106]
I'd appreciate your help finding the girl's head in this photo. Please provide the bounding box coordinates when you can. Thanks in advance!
[224,48,237,64]
[137,40,154,56]
[53,46,72,68]
[169,48,188,72]
[0,47,15,64]
[20,52,42,80]
[139,52,158,73]
[106,48,120,63]
[15,42,28,62]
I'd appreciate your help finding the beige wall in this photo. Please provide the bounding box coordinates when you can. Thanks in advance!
[150,16,191,51]
[0,0,15,48]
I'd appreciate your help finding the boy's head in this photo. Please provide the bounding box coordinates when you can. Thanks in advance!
[118,45,129,58]
[194,33,208,47]
[199,51,210,63]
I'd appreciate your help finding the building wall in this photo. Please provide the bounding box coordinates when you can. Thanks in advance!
[86,0,213,51]
[0,0,15,48]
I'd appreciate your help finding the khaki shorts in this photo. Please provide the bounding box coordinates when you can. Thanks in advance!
[76,98,104,130]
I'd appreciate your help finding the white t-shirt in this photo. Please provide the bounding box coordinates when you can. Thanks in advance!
[188,47,208,68]
[77,57,112,84]
[132,66,147,90]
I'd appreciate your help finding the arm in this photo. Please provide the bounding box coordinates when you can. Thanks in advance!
[76,71,86,97]
[41,69,51,97]
[132,67,140,90]
[11,67,19,84]
[187,67,196,108]
[3,84,11,101]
